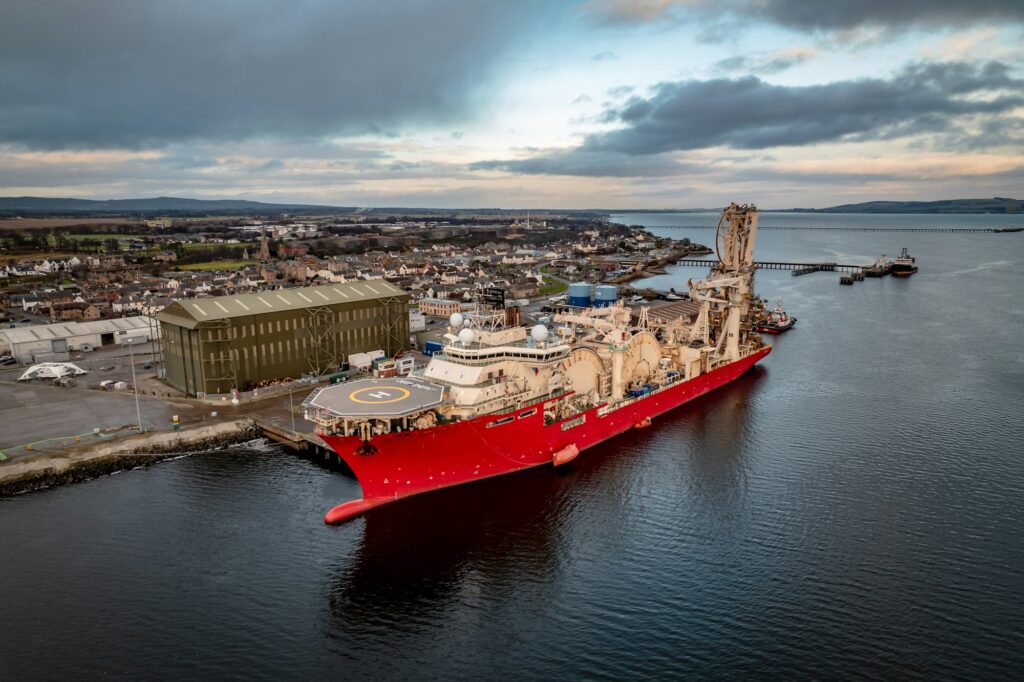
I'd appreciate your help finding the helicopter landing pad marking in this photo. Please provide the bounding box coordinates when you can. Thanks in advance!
[348,387,411,404]
[305,377,446,418]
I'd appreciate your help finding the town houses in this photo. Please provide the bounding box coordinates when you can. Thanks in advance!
[1,212,705,328]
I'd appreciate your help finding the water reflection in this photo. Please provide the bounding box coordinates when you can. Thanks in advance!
[327,465,569,637]
[326,368,766,639]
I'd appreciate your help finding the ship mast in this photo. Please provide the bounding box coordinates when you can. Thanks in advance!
[688,203,759,362]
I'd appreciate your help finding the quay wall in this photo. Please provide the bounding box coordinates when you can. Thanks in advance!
[0,418,259,495]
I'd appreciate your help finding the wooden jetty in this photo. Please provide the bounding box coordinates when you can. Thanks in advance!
[254,417,351,472]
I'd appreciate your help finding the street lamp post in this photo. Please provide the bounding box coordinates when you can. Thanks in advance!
[128,339,144,433]
[289,387,296,433]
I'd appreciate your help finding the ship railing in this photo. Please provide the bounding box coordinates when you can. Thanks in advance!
[464,387,571,417]
[418,374,513,390]
[432,346,570,366]
[596,374,686,417]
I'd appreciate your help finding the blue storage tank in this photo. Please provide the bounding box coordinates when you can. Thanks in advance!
[594,284,618,308]
[567,281,592,307]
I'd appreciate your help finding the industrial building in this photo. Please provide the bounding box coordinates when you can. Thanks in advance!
[156,281,409,396]
[0,316,159,364]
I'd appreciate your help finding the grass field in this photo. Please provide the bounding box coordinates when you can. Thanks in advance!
[176,259,251,271]
[539,275,568,296]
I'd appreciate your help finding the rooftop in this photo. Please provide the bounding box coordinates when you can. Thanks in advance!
[156,280,406,327]
[0,316,156,344]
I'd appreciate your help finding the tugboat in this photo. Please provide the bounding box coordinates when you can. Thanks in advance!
[891,247,919,277]
[755,300,796,334]
[863,254,893,277]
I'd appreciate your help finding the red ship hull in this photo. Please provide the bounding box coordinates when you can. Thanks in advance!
[319,346,771,524]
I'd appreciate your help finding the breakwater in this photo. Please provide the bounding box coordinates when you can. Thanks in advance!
[0,419,259,495]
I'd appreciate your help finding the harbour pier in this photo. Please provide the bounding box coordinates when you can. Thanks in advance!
[675,258,865,274]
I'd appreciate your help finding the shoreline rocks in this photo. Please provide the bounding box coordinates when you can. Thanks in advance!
[0,418,259,495]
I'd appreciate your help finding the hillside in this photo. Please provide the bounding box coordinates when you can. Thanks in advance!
[798,198,1023,214]
[0,196,351,215]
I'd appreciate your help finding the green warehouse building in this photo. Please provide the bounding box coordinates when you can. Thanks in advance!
[156,281,409,396]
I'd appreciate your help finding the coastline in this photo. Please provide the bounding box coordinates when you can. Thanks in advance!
[0,418,259,495]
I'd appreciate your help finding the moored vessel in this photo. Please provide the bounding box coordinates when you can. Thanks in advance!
[891,247,919,276]
[305,203,773,524]
[864,254,893,277]
[755,300,796,334]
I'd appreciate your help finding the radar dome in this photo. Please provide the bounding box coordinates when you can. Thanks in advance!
[531,324,549,342]
[458,328,475,345]
[449,312,463,328]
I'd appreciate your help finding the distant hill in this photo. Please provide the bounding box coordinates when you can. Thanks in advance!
[0,196,352,215]
[795,198,1024,214]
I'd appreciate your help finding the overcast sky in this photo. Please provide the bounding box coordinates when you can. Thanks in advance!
[1,0,1022,208]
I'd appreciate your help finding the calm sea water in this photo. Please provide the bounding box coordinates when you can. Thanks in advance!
[2,213,1024,679]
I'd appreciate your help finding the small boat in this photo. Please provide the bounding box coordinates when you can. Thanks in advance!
[863,254,893,277]
[756,300,796,334]
[891,247,918,277]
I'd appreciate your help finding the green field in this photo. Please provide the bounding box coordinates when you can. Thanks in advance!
[539,275,568,296]
[176,259,251,271]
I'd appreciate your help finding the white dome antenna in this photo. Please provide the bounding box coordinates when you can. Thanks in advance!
[531,324,548,343]
[449,312,463,328]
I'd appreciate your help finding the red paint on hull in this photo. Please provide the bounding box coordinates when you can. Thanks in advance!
[320,346,771,524]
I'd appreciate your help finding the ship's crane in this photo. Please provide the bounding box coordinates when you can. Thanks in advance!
[688,203,760,362]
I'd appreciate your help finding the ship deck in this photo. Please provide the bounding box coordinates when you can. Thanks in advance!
[304,377,446,418]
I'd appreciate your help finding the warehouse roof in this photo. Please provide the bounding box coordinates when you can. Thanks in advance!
[0,316,156,346]
[156,281,407,327]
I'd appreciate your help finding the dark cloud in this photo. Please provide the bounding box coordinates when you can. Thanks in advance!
[582,0,1024,31]
[255,159,285,172]
[475,60,1024,176]
[745,0,1024,32]
[0,0,546,150]
[712,49,815,75]
[470,149,697,177]
[712,56,750,73]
